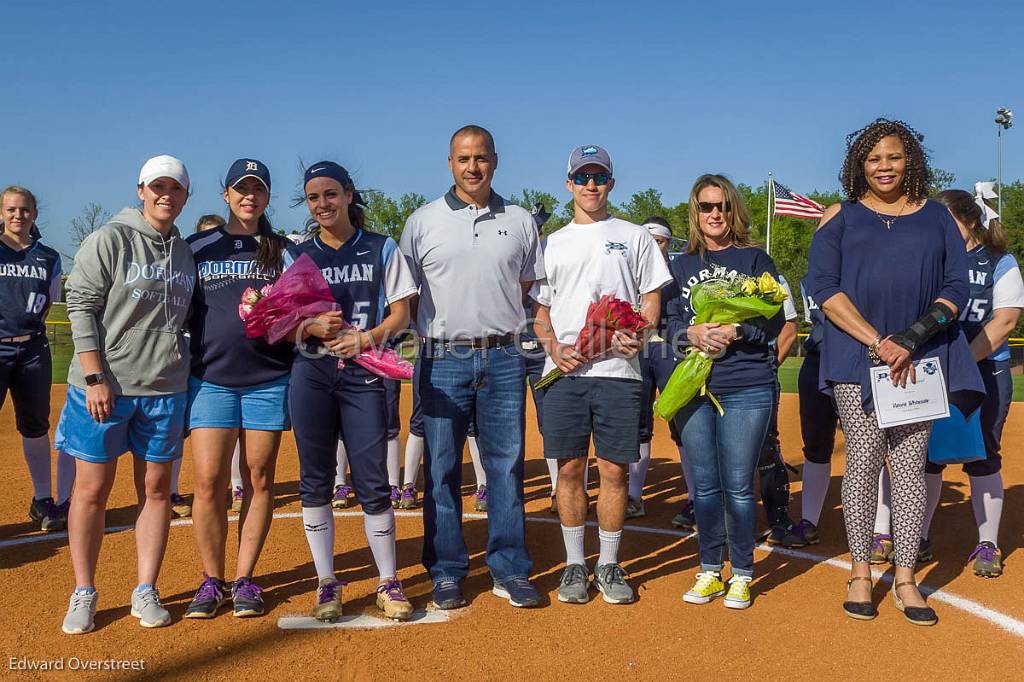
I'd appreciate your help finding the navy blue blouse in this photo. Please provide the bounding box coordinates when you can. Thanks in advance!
[807,200,983,409]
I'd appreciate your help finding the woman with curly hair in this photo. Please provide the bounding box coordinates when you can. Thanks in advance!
[807,119,983,626]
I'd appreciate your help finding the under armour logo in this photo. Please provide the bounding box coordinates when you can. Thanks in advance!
[498,230,508,236]
[234,240,243,249]
[246,161,259,172]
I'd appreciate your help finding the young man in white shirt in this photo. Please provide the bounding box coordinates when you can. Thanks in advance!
[532,145,672,604]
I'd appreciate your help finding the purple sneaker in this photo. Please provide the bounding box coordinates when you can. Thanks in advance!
[184,574,228,619]
[376,578,413,620]
[230,486,244,513]
[398,483,418,509]
[231,577,264,617]
[390,485,401,509]
[332,484,353,509]
[474,485,488,513]
[969,541,1003,577]
[315,578,346,621]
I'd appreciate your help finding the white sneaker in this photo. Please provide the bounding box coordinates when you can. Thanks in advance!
[62,590,98,634]
[131,586,171,628]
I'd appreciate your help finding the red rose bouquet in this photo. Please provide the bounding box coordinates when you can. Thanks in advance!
[534,294,649,390]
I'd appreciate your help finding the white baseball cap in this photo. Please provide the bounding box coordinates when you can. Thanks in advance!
[138,155,190,190]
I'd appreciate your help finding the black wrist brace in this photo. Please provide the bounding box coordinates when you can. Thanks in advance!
[889,302,956,354]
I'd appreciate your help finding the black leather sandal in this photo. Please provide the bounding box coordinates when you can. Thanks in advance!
[892,581,937,626]
[842,576,877,620]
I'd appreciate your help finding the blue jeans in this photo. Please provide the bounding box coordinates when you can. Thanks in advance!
[416,342,530,583]
[673,385,774,577]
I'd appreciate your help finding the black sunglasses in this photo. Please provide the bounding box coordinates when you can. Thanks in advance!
[697,201,731,213]
[572,172,610,186]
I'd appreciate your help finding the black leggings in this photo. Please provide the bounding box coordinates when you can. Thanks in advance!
[798,353,838,464]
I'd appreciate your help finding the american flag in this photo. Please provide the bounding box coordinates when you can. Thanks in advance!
[772,181,825,219]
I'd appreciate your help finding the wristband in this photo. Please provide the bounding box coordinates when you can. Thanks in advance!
[889,302,955,354]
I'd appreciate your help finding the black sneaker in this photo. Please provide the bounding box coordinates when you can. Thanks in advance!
[231,577,264,617]
[917,538,934,564]
[671,501,696,531]
[183,574,228,619]
[29,497,64,532]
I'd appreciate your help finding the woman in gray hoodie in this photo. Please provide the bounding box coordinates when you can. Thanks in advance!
[56,155,196,635]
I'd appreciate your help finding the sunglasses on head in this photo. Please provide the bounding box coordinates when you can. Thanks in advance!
[698,201,731,213]
[572,172,611,186]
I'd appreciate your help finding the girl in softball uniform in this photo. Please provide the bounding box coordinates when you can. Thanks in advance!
[291,161,417,621]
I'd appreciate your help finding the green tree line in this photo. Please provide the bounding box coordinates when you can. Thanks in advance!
[359,176,1024,337]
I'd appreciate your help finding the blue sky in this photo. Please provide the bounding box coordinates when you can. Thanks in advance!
[5,0,1022,258]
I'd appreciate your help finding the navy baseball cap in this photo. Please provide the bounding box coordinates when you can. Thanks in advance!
[225,158,271,191]
[567,145,613,177]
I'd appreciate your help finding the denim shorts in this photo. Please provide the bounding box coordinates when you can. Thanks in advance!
[542,376,642,463]
[55,385,187,463]
[187,374,291,431]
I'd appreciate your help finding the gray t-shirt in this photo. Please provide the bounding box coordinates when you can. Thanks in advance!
[400,188,545,339]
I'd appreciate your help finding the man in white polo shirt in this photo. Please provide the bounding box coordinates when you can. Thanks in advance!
[532,145,672,605]
[400,125,545,609]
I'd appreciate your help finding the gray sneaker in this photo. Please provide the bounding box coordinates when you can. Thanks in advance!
[62,590,98,634]
[594,563,635,604]
[557,563,590,604]
[625,498,645,519]
[131,587,171,628]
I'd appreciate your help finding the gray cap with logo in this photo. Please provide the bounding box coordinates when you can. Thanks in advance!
[567,145,613,177]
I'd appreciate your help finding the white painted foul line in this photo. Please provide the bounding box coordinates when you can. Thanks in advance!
[278,609,449,630]
[4,509,1022,638]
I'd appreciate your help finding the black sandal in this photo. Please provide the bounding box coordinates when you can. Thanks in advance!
[842,576,877,620]
[892,581,937,626]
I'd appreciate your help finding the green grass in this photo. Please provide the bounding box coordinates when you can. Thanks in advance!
[778,355,1024,401]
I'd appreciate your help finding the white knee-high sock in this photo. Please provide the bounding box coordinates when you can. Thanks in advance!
[873,467,892,535]
[56,451,75,504]
[364,509,397,581]
[920,472,943,540]
[561,524,586,566]
[335,441,348,487]
[800,461,832,526]
[467,436,486,487]
[22,436,51,499]
[402,434,424,487]
[386,438,401,487]
[628,442,652,501]
[969,473,1004,545]
[678,446,696,501]
[302,504,335,581]
[598,528,622,567]
[230,441,243,490]
[170,456,182,496]
[546,459,559,494]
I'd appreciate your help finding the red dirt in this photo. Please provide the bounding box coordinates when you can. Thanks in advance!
[1,386,1022,680]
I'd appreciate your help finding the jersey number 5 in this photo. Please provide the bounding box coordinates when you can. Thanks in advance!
[351,301,370,330]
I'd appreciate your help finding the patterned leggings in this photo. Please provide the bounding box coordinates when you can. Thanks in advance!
[833,383,932,568]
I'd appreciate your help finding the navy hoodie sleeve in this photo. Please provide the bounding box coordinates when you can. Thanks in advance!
[666,256,692,351]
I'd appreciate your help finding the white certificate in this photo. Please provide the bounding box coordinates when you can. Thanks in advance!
[869,357,950,429]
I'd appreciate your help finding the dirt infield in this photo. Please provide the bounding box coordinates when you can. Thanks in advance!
[2,386,1022,680]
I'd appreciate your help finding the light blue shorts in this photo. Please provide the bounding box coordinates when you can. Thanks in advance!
[187,374,291,431]
[54,386,187,463]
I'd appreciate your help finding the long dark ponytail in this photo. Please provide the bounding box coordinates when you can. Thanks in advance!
[254,213,286,275]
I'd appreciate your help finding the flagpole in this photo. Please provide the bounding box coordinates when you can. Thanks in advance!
[766,172,774,257]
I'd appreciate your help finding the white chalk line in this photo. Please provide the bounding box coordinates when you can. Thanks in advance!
[3,510,1022,637]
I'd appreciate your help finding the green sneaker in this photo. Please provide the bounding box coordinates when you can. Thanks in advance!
[683,571,725,604]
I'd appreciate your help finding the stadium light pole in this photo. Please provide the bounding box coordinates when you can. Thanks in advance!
[995,107,1013,216]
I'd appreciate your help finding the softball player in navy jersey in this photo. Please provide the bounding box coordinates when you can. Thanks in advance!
[182,159,293,619]
[291,161,418,621]
[919,190,1023,577]
[791,275,838,543]
[1,186,74,532]
[57,156,195,635]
